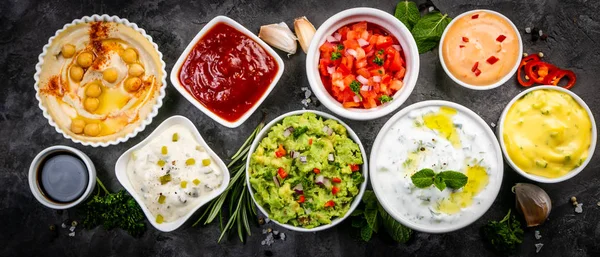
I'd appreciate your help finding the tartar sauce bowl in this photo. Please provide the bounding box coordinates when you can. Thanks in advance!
[498,86,597,183]
[246,110,368,232]
[306,7,419,120]
[439,10,522,90]
[28,145,96,209]
[170,16,284,128]
[370,100,503,233]
[115,115,230,232]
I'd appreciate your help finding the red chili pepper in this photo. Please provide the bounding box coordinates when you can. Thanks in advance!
[544,69,577,89]
[462,37,469,42]
[350,164,360,172]
[472,14,479,19]
[332,177,342,183]
[324,200,335,208]
[459,45,465,48]
[277,167,288,179]
[297,195,305,203]
[308,139,313,145]
[486,56,499,65]
[274,144,286,158]
[313,168,321,174]
[525,61,557,84]
[332,186,340,195]
[474,69,482,76]
[517,55,541,87]
[471,62,479,72]
[496,35,506,42]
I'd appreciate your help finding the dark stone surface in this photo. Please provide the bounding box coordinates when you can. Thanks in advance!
[1,0,599,256]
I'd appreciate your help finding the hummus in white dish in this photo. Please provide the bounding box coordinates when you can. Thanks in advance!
[37,20,164,143]
[126,124,223,224]
[372,104,501,230]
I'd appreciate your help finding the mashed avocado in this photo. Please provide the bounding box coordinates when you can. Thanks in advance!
[249,113,364,228]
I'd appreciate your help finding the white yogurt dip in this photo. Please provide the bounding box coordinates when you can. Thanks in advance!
[372,104,502,230]
[126,124,223,223]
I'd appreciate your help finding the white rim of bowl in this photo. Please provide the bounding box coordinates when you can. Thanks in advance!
[169,16,284,128]
[245,110,369,232]
[306,7,420,120]
[34,14,167,147]
[28,145,97,209]
[497,86,597,183]
[439,9,523,90]
[370,100,504,233]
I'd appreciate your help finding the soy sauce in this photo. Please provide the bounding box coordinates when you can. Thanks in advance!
[37,152,88,203]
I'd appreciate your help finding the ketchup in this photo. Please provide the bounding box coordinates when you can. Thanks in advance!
[179,22,278,122]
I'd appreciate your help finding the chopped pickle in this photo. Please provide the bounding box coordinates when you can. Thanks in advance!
[535,160,548,168]
[157,159,166,167]
[193,179,201,185]
[180,181,188,188]
[161,146,168,155]
[202,159,211,166]
[159,174,172,184]
[172,133,179,142]
[186,158,196,166]
[158,195,166,204]
[156,214,164,224]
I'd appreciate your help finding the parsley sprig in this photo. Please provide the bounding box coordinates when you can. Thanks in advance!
[481,209,524,253]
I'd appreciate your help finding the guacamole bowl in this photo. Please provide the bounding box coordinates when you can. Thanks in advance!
[246,110,368,232]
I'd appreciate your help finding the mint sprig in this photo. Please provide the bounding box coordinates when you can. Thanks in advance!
[410,169,468,191]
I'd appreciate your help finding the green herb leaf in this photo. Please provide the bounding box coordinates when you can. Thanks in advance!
[438,171,468,189]
[481,209,524,253]
[411,12,452,53]
[364,207,379,233]
[337,44,344,51]
[351,208,364,217]
[360,225,373,242]
[379,95,393,103]
[433,175,446,191]
[411,168,435,188]
[373,56,384,66]
[378,203,412,243]
[82,186,146,237]
[394,1,421,30]
[331,51,342,60]
[350,80,361,95]
[352,217,365,228]
[293,126,309,138]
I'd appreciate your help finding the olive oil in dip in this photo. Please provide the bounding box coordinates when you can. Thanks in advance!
[37,152,89,203]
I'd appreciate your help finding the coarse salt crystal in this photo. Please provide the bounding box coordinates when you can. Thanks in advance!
[491,122,496,128]
[428,6,434,12]
[525,27,532,33]
[281,233,286,240]
[535,230,541,239]
[61,223,67,229]
[68,232,75,237]
[538,30,544,36]
[535,243,543,253]
[69,226,76,232]
[575,203,583,213]
[304,90,312,98]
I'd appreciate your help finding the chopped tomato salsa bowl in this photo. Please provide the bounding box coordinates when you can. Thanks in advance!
[306,8,419,120]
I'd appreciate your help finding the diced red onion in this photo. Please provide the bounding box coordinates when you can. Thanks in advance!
[322,126,333,136]
[346,49,357,58]
[299,156,307,163]
[289,150,299,158]
[323,178,332,188]
[361,85,370,91]
[333,33,342,42]
[315,175,325,185]
[327,65,336,74]
[283,126,294,137]
[293,183,304,194]
[326,35,338,43]
[392,45,401,51]
[328,153,335,162]
[358,38,369,47]
[353,95,361,103]
[305,208,312,214]
[356,75,369,85]
[372,76,381,82]
[366,49,375,57]
[272,176,280,187]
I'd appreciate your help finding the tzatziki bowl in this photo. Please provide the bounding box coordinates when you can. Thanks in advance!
[370,100,503,233]
[115,115,229,232]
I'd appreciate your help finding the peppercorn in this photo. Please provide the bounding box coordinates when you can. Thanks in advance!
[258,217,265,225]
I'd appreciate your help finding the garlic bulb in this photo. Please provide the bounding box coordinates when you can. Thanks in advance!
[513,183,552,227]
[258,22,297,55]
[294,16,316,53]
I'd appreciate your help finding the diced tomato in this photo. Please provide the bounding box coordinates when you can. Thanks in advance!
[275,144,286,158]
[352,22,368,32]
[324,200,335,208]
[390,80,403,90]
[297,195,305,203]
[389,51,404,71]
[355,59,368,69]
[346,31,358,40]
[355,48,366,59]
[356,68,371,79]
[308,138,313,145]
[332,177,342,183]
[394,66,406,80]
[332,186,340,195]
[350,164,360,172]
[376,36,394,48]
[319,42,336,53]
[277,167,288,179]
[343,102,360,108]
[313,168,321,174]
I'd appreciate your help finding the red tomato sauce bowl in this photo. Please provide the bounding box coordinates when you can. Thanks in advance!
[306,8,420,120]
[170,16,284,128]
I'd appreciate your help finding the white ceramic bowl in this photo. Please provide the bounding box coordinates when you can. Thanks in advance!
[439,9,523,90]
[34,14,167,147]
[28,145,97,209]
[370,100,504,233]
[497,86,597,183]
[170,16,284,128]
[306,8,420,120]
[245,110,368,232]
[114,115,230,232]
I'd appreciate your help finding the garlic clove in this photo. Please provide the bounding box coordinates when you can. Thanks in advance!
[294,16,316,54]
[258,22,297,55]
[514,183,552,227]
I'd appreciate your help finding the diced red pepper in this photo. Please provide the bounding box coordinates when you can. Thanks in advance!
[324,200,335,208]
[297,195,305,203]
[332,186,340,195]
[459,45,465,48]
[474,69,482,76]
[462,37,469,43]
[332,177,342,183]
[313,168,321,174]
[496,35,506,42]
[486,56,499,65]
[308,139,313,145]
[277,167,288,179]
[471,62,479,72]
[274,144,286,158]
[472,14,479,19]
[350,164,360,172]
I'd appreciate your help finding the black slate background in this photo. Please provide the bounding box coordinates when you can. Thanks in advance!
[1,0,599,256]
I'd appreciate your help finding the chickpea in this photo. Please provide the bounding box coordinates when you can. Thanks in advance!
[121,48,138,64]
[85,82,102,98]
[124,77,142,92]
[84,97,100,112]
[61,44,76,58]
[76,52,94,68]
[83,123,101,137]
[103,68,119,83]
[128,63,145,77]
[70,65,84,82]
[70,119,86,134]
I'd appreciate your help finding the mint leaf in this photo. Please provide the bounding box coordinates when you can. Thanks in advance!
[394,1,420,30]
[352,218,365,228]
[362,190,377,206]
[411,12,452,53]
[378,203,412,243]
[351,208,364,217]
[433,175,446,191]
[364,207,379,233]
[411,168,435,188]
[360,225,373,242]
[438,171,468,189]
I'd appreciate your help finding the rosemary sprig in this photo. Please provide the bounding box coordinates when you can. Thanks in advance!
[193,116,265,242]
